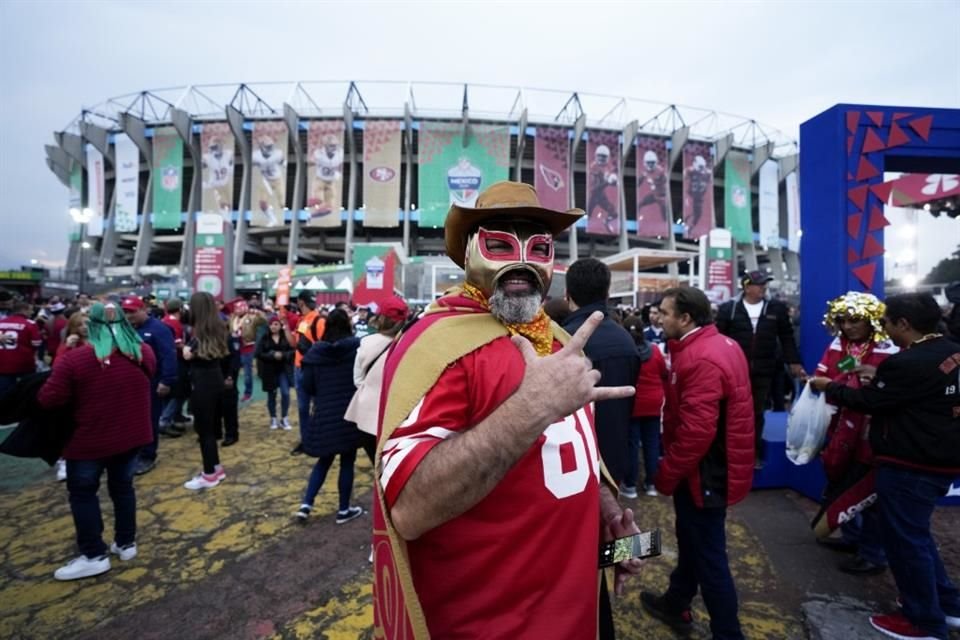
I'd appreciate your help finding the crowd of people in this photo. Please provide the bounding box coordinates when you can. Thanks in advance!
[1,180,959,639]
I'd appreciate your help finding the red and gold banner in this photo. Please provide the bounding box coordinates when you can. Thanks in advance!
[635,136,670,238]
[250,121,288,228]
[585,131,621,236]
[362,121,402,228]
[682,142,714,239]
[534,127,570,212]
[306,120,345,228]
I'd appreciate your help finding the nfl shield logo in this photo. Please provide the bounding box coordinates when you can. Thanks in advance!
[447,159,483,206]
[731,186,747,208]
[162,166,180,191]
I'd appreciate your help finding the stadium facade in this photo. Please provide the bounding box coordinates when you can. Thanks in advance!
[44,81,800,302]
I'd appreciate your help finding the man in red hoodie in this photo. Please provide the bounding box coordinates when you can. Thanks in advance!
[641,286,754,640]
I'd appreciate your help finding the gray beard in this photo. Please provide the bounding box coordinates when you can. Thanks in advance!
[489,289,542,324]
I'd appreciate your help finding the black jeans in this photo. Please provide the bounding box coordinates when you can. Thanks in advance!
[191,366,224,474]
[750,375,772,455]
[665,486,744,640]
[66,448,140,558]
[219,372,239,440]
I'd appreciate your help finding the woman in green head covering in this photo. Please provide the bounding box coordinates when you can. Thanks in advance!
[87,302,143,364]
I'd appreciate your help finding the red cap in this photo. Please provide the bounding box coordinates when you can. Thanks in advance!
[378,295,409,324]
[121,296,145,311]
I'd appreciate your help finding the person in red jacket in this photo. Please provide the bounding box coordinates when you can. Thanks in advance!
[621,315,668,498]
[641,286,753,640]
[37,301,156,581]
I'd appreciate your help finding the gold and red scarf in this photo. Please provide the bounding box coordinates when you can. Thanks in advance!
[460,282,554,356]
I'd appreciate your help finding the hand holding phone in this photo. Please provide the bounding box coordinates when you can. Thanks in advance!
[599,529,662,568]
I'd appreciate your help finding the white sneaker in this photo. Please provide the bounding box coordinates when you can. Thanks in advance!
[214,464,226,480]
[619,485,638,499]
[282,417,292,431]
[184,472,221,490]
[270,418,279,430]
[56,459,67,482]
[110,542,137,561]
[54,555,110,581]
[645,485,659,497]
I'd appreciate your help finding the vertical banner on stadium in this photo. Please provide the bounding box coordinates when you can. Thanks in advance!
[758,159,780,249]
[114,134,139,232]
[276,266,293,307]
[200,122,235,222]
[786,171,801,253]
[68,162,82,241]
[362,121,402,228]
[534,127,570,213]
[703,228,735,303]
[585,131,621,236]
[85,146,105,237]
[151,127,183,230]
[724,151,752,243]
[250,120,289,228]
[194,232,225,301]
[352,244,398,307]
[635,136,670,238]
[305,120,345,228]
[682,142,714,240]
[418,122,510,228]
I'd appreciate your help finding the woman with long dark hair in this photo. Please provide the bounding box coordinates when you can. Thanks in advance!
[182,292,231,490]
[295,309,363,523]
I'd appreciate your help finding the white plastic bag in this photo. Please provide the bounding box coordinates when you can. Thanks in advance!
[785,382,837,465]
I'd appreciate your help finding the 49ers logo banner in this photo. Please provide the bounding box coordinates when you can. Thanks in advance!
[682,142,714,240]
[306,120,345,228]
[635,136,670,238]
[586,131,621,236]
[418,122,510,228]
[250,121,288,228]
[534,127,570,213]
[363,121,402,228]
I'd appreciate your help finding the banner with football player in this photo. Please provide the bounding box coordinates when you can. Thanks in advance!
[200,123,235,221]
[681,142,714,240]
[635,136,670,238]
[114,134,139,233]
[724,150,752,243]
[585,131,621,236]
[250,120,288,228]
[418,122,510,228]
[151,127,183,230]
[305,120,345,228]
[758,159,780,248]
[534,127,570,213]
[362,120,402,228]
[85,146,105,237]
[68,162,82,241]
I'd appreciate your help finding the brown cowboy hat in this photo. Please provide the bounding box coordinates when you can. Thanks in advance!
[444,181,584,268]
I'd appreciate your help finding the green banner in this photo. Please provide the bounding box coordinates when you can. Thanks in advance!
[724,151,752,243]
[417,123,510,229]
[69,162,82,241]
[152,127,184,230]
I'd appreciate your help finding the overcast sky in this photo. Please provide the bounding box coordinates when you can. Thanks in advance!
[1,0,958,277]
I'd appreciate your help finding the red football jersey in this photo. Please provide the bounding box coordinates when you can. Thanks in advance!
[380,336,602,638]
[0,314,42,375]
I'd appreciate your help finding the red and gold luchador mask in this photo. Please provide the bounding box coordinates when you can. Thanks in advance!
[463,220,554,299]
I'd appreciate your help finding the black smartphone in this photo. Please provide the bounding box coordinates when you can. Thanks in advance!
[598,529,662,568]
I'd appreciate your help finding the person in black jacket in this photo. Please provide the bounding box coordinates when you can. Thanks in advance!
[811,293,960,640]
[294,309,364,525]
[561,257,642,640]
[716,271,805,465]
[255,314,295,430]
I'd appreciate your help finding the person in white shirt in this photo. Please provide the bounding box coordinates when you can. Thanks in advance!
[308,134,343,216]
[202,138,234,216]
[252,136,286,226]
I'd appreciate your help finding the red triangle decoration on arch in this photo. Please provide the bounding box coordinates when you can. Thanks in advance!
[866,111,884,127]
[892,112,912,121]
[847,212,863,239]
[847,185,869,211]
[862,234,885,259]
[868,205,891,231]
[848,247,860,264]
[847,135,855,155]
[870,181,895,205]
[847,171,855,181]
[887,121,911,148]
[856,157,880,181]
[908,115,933,141]
[852,262,877,290]
[846,111,860,134]
[862,128,887,153]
